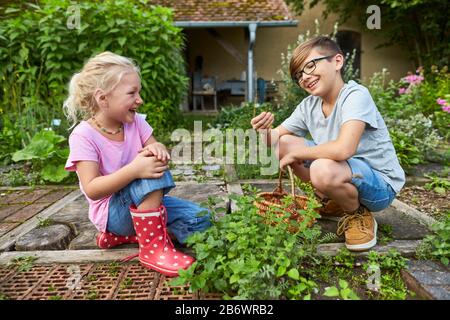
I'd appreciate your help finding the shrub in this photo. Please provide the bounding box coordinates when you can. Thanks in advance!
[368,68,446,169]
[0,0,187,156]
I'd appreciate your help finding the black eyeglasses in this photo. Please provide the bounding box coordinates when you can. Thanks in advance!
[292,55,335,84]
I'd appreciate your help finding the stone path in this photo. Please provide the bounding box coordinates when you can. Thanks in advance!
[0,167,448,300]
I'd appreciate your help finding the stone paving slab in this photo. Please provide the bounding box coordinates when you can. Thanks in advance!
[402,260,450,300]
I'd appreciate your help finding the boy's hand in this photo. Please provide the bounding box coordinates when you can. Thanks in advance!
[279,152,298,169]
[138,142,171,162]
[251,112,274,131]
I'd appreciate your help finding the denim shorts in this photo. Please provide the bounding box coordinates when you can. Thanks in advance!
[304,139,396,212]
[106,170,212,243]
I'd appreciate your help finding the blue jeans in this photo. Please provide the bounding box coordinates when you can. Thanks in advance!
[304,139,396,212]
[106,170,212,243]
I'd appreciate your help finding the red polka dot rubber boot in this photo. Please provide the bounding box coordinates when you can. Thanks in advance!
[128,204,195,277]
[96,232,138,249]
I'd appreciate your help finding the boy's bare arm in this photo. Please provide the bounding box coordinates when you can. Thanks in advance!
[260,125,294,146]
[280,120,365,167]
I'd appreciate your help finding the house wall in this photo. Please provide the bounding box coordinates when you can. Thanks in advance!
[183,3,414,106]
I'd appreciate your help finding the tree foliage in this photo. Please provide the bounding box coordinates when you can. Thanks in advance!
[285,0,450,68]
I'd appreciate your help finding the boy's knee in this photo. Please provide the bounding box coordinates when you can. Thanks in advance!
[310,159,340,189]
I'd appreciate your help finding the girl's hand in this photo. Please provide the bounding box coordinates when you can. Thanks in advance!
[251,111,274,131]
[130,149,168,179]
[138,142,171,162]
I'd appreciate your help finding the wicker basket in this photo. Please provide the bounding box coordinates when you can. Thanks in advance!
[253,165,315,232]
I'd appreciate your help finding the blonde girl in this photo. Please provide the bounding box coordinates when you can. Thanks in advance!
[64,52,211,277]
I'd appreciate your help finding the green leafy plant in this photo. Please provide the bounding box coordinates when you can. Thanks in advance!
[385,114,442,169]
[323,279,360,300]
[86,289,98,300]
[170,191,321,299]
[368,67,448,170]
[12,129,70,183]
[37,217,54,228]
[120,277,133,290]
[333,248,356,268]
[424,174,450,195]
[9,256,37,272]
[0,293,9,300]
[378,224,394,245]
[416,213,450,265]
[363,250,409,300]
[108,262,121,277]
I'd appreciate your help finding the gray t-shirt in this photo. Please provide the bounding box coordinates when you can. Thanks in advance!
[281,80,405,193]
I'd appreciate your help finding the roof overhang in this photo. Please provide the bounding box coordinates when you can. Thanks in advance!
[174,20,298,28]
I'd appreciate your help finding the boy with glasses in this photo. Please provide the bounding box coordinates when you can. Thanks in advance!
[251,36,405,251]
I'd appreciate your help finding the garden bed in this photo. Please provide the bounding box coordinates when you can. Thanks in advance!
[397,186,449,221]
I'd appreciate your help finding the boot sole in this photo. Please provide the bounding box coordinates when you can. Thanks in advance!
[96,234,138,249]
[139,260,189,277]
[345,219,378,252]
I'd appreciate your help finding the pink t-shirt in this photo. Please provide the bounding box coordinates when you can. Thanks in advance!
[65,113,153,232]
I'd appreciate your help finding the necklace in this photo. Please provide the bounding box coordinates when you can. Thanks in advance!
[91,117,123,135]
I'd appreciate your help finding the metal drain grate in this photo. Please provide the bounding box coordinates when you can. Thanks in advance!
[27,264,92,300]
[0,265,53,300]
[70,264,127,300]
[0,263,222,300]
[114,264,160,300]
[155,275,198,300]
